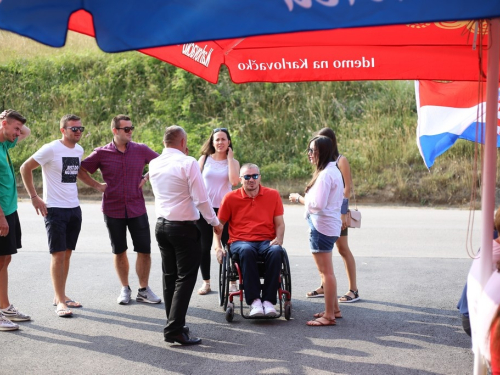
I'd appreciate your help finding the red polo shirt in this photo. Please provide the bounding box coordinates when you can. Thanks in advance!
[218,185,284,243]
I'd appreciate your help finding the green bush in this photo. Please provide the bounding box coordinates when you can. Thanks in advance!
[0,53,490,205]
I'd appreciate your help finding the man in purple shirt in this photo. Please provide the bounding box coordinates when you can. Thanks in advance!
[78,115,161,305]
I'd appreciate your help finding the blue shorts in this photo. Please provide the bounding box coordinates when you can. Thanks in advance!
[44,206,82,253]
[307,216,338,253]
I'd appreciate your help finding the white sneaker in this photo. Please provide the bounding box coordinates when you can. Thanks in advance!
[0,305,31,322]
[262,301,278,317]
[0,313,19,331]
[249,299,264,317]
[117,286,132,305]
[136,286,161,304]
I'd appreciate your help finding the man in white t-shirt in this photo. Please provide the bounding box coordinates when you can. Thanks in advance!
[20,114,84,318]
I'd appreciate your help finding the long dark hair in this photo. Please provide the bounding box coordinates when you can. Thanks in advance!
[318,127,340,160]
[200,128,233,156]
[305,136,334,193]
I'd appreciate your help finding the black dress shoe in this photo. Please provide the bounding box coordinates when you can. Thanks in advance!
[183,326,189,334]
[164,332,201,346]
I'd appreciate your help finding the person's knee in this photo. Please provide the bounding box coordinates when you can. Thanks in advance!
[0,255,11,269]
[268,245,283,259]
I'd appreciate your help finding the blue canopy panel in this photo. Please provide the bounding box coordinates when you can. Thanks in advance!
[1,0,500,52]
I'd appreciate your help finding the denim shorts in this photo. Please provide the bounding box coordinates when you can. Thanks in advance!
[307,216,338,253]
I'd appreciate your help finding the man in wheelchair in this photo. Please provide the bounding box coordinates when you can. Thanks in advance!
[216,163,285,317]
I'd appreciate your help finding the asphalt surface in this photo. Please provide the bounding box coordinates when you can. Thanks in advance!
[2,201,479,374]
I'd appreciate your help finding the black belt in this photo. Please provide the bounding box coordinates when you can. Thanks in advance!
[157,218,196,226]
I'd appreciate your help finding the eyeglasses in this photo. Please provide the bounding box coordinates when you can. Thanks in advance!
[213,128,228,133]
[307,148,316,154]
[116,126,135,133]
[65,126,85,133]
[241,174,260,180]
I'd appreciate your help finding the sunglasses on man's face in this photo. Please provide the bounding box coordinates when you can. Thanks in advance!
[241,174,260,180]
[116,126,135,133]
[66,126,85,133]
[213,127,228,133]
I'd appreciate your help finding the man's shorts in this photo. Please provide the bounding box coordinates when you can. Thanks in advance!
[103,213,151,255]
[44,207,82,254]
[0,211,22,256]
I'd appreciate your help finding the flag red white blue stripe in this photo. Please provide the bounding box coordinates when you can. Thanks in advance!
[415,80,500,168]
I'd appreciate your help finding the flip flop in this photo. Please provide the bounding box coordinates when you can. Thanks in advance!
[306,317,336,326]
[55,308,73,318]
[52,299,83,308]
[306,289,324,298]
[313,311,342,319]
[65,300,82,308]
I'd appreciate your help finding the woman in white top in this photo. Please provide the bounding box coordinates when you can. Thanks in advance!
[315,127,359,303]
[196,128,240,295]
[289,136,344,326]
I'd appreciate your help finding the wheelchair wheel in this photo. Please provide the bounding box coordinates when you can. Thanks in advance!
[218,254,227,307]
[281,249,292,301]
[223,254,231,311]
[225,302,234,322]
[284,301,292,320]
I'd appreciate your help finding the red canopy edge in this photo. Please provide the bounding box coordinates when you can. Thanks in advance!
[68,10,495,84]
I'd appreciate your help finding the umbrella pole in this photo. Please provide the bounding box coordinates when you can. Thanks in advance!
[474,17,500,375]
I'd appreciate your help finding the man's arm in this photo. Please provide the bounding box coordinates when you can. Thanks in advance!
[17,124,30,143]
[270,215,285,246]
[214,219,226,264]
[20,157,47,216]
[77,168,107,193]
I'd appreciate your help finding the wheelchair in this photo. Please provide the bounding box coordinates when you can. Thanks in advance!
[218,244,292,322]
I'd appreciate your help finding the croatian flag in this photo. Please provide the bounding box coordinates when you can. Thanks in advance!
[415,80,500,169]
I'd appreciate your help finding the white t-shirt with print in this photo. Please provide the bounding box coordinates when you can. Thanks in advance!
[33,139,83,208]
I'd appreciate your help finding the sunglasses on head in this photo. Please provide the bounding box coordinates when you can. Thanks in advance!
[66,126,85,133]
[116,126,135,133]
[213,127,228,133]
[241,174,260,180]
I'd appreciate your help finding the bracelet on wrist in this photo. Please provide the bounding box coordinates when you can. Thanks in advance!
[30,194,38,199]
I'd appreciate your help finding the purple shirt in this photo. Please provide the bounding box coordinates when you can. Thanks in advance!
[81,141,159,218]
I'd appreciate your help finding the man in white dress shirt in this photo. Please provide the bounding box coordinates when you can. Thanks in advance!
[149,125,223,346]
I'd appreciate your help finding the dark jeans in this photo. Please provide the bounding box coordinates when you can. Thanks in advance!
[230,240,283,305]
[196,207,229,280]
[155,219,201,336]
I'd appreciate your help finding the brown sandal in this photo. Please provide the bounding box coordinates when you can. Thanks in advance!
[306,317,336,326]
[313,311,342,319]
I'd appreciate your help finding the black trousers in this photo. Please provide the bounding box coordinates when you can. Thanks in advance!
[196,207,229,280]
[155,219,201,336]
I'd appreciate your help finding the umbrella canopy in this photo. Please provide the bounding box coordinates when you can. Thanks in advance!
[1,0,500,53]
[68,11,497,84]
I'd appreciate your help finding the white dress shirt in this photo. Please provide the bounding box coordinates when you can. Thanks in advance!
[304,162,344,236]
[149,147,220,226]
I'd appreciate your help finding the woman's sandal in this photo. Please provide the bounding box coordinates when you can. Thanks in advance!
[313,311,342,319]
[306,286,324,298]
[197,283,211,295]
[306,317,336,326]
[338,289,360,303]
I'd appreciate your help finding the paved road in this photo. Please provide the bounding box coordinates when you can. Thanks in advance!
[3,201,479,374]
